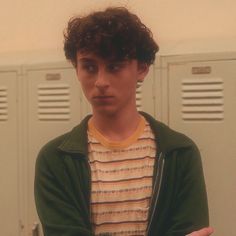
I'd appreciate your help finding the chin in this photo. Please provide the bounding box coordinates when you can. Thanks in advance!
[93,106,119,117]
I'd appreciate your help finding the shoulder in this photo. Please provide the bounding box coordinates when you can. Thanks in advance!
[140,112,197,153]
[36,115,92,166]
[36,131,73,171]
[38,132,70,158]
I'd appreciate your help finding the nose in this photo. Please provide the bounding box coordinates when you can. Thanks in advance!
[95,69,110,90]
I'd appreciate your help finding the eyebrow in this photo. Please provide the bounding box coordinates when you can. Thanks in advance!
[77,58,96,64]
[77,57,129,65]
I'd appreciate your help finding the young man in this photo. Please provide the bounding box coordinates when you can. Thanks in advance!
[35,7,213,236]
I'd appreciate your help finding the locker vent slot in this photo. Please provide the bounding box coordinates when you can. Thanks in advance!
[0,86,8,121]
[37,84,71,121]
[136,81,142,111]
[181,78,224,121]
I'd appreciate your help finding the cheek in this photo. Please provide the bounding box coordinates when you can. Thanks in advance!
[79,79,94,96]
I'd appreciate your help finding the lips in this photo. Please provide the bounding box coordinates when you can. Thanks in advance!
[93,95,114,102]
[93,94,114,98]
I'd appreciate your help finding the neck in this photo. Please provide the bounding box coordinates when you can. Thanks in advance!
[91,109,141,141]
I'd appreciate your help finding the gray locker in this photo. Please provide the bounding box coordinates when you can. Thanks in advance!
[161,53,236,236]
[24,61,157,235]
[24,62,90,235]
[0,67,22,236]
[0,58,157,236]
[136,64,156,117]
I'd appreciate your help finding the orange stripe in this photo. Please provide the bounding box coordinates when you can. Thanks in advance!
[89,155,154,164]
[91,196,151,205]
[88,115,146,149]
[93,219,148,226]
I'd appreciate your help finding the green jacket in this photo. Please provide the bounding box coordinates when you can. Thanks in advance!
[35,112,209,236]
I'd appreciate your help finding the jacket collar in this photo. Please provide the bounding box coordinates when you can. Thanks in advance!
[58,112,193,156]
[58,115,92,156]
[140,112,193,153]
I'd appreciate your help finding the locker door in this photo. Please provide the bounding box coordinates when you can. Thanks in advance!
[167,58,236,236]
[25,65,87,235]
[136,65,156,117]
[0,70,20,236]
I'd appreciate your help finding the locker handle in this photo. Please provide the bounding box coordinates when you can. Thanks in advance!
[46,73,61,80]
[32,222,39,236]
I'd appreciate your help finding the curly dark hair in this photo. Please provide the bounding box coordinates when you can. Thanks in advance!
[64,7,159,67]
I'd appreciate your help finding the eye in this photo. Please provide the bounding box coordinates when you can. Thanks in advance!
[107,63,124,73]
[82,63,97,73]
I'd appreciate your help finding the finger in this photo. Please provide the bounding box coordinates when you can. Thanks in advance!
[186,227,214,236]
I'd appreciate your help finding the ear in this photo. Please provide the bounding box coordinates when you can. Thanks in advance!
[137,62,149,82]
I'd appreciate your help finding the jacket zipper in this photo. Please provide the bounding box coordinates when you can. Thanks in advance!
[146,152,165,236]
[86,159,93,233]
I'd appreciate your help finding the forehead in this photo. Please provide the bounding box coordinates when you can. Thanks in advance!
[76,52,101,62]
[76,51,132,64]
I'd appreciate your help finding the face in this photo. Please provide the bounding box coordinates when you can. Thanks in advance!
[76,52,149,116]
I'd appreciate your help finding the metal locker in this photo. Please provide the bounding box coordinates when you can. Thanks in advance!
[152,57,162,120]
[24,62,90,236]
[161,53,236,236]
[23,59,156,235]
[136,64,156,117]
[0,67,22,236]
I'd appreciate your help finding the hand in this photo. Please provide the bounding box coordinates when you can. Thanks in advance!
[186,227,214,236]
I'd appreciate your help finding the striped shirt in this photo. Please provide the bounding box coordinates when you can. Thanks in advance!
[88,116,156,236]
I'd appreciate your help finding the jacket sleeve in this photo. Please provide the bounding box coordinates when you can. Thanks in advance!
[165,144,209,236]
[34,148,93,236]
